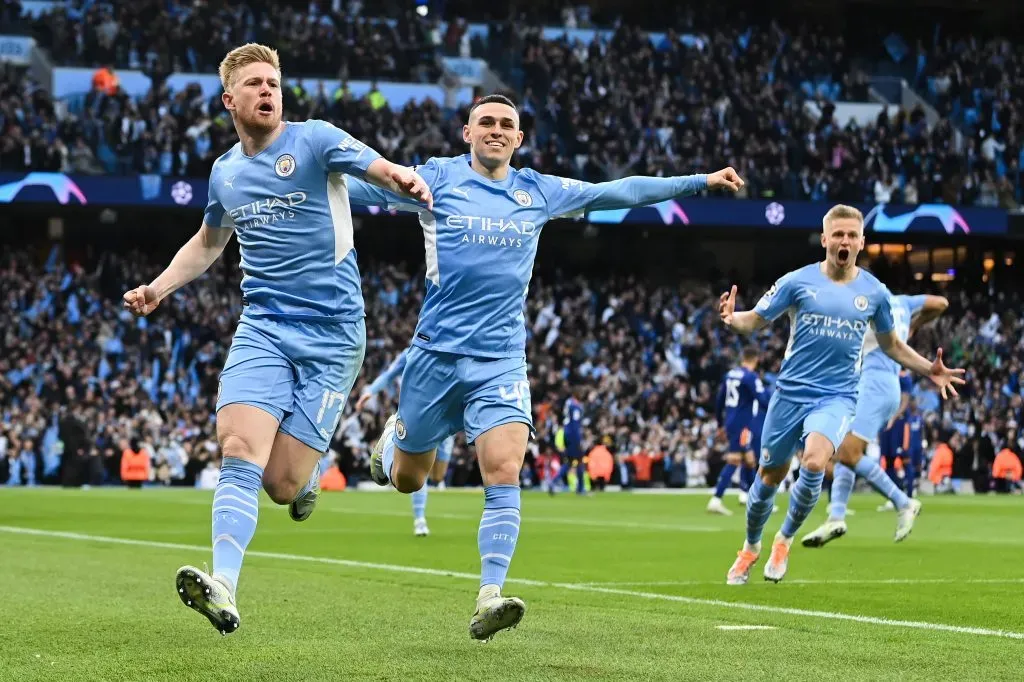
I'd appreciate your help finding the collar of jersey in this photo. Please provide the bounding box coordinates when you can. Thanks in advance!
[817,261,863,287]
[239,121,291,160]
[460,154,516,188]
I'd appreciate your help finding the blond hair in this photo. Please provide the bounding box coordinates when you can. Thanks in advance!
[218,43,281,91]
[822,204,864,231]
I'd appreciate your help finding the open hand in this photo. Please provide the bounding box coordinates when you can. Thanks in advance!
[390,167,434,210]
[719,285,738,326]
[928,347,967,399]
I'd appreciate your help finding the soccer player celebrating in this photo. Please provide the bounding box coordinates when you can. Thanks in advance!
[718,205,965,585]
[355,348,457,537]
[801,293,947,547]
[709,345,770,515]
[345,94,744,640]
[122,43,431,635]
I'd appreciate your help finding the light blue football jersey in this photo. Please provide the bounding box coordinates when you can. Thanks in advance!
[347,154,706,358]
[753,263,895,401]
[203,120,381,320]
[861,294,928,376]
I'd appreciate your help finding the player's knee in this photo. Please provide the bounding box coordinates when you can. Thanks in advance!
[219,432,258,464]
[482,457,521,486]
[802,448,831,473]
[263,475,303,505]
[393,469,427,494]
[760,465,788,486]
[725,453,742,465]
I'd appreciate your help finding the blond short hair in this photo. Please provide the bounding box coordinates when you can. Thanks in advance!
[822,204,864,231]
[218,43,281,91]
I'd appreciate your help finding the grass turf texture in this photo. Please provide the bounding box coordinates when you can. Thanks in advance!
[1,487,1021,681]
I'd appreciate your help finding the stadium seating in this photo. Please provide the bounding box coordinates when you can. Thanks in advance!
[2,244,1021,491]
[1,1,1020,205]
[2,1,1022,490]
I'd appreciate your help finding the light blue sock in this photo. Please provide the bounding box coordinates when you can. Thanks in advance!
[412,483,428,520]
[479,485,521,588]
[828,463,856,521]
[714,463,738,498]
[854,456,911,510]
[780,467,824,538]
[381,431,396,486]
[745,476,778,546]
[212,457,263,592]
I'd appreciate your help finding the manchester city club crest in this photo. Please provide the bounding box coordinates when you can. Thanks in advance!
[275,154,296,177]
[513,189,533,207]
[854,295,869,311]
[395,418,407,440]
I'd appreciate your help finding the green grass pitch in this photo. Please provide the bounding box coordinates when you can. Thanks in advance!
[1,487,1021,681]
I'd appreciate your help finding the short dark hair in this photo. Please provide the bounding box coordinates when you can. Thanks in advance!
[469,94,518,117]
[741,345,760,362]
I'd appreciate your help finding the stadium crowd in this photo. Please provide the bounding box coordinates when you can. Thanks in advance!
[2,243,1022,494]
[1,1,1022,207]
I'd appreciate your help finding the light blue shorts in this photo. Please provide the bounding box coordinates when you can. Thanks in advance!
[395,346,533,453]
[759,391,856,468]
[217,315,366,452]
[436,435,455,463]
[849,370,901,445]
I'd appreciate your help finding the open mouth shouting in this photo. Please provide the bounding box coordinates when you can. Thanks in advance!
[837,247,851,265]
[257,101,274,116]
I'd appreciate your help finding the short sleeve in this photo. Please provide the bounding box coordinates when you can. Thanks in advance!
[753,272,797,322]
[204,165,232,228]
[872,287,896,334]
[307,120,382,176]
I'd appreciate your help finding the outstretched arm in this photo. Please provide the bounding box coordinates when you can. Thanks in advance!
[909,295,949,336]
[356,350,409,410]
[543,167,744,219]
[123,223,232,315]
[876,333,966,399]
[719,285,771,335]
[364,159,433,210]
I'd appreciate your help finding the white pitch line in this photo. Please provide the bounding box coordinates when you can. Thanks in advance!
[580,578,1024,587]
[2,525,1023,641]
[717,625,777,631]
[75,491,728,534]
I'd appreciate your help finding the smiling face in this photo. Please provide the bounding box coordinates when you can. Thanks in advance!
[821,216,865,272]
[222,60,282,134]
[463,101,524,171]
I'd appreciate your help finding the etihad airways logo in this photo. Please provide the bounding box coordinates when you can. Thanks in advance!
[800,313,868,341]
[228,192,307,231]
[445,215,537,249]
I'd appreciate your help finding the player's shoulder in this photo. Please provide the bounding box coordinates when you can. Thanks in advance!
[209,144,242,179]
[856,266,888,286]
[411,155,464,182]
[777,263,818,286]
[289,119,328,135]
[855,267,889,293]
[516,166,580,192]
